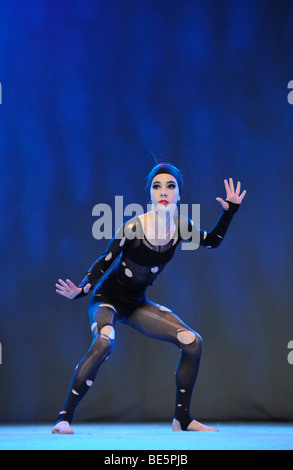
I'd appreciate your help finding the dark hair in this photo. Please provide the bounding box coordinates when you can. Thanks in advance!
[144,162,184,196]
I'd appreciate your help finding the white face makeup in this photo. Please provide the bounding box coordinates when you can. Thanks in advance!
[141,172,180,244]
[150,173,180,211]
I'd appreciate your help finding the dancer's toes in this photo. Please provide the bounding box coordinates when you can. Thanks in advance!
[52,421,74,434]
[187,419,218,432]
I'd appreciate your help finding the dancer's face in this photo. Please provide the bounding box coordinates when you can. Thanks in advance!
[150,173,180,209]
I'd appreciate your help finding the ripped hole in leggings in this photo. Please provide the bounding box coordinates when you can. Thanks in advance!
[177,330,196,345]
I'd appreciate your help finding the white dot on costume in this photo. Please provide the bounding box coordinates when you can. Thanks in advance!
[60,410,67,415]
[105,252,112,261]
[122,261,126,266]
[119,236,126,247]
[177,404,182,407]
[180,389,186,393]
[151,266,159,273]
[72,389,79,396]
[86,380,93,387]
[91,322,98,333]
[177,330,196,345]
[100,325,115,340]
[159,306,172,312]
[125,268,133,277]
[216,234,223,239]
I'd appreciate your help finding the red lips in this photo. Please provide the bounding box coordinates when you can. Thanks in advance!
[159,200,169,205]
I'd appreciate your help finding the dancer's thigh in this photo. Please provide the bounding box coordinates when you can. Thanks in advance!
[88,298,119,339]
[123,299,197,346]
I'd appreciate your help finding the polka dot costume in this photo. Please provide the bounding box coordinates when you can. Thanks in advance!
[55,202,239,430]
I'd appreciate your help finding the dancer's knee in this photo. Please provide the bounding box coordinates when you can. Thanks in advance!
[91,322,115,342]
[100,325,115,341]
[90,324,115,360]
[177,329,202,356]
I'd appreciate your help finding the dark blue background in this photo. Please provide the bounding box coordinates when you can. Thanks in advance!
[0,0,292,423]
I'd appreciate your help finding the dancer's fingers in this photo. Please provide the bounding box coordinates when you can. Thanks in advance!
[56,289,69,297]
[236,181,241,196]
[224,179,230,194]
[216,197,229,210]
[229,177,235,193]
[239,189,247,201]
[56,282,67,291]
[66,279,76,288]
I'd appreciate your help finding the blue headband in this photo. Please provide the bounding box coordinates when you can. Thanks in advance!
[146,163,183,196]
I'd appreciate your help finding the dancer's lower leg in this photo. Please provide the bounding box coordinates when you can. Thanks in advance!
[53,327,114,429]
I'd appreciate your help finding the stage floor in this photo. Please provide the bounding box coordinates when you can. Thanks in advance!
[0,422,292,450]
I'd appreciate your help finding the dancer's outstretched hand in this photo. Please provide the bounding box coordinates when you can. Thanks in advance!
[55,278,91,299]
[216,178,246,211]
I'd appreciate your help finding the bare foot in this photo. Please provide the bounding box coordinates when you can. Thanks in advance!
[52,421,74,435]
[172,418,218,432]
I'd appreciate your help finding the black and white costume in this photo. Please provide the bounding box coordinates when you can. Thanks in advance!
[55,202,239,430]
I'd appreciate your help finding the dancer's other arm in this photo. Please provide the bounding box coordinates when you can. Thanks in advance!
[56,220,131,300]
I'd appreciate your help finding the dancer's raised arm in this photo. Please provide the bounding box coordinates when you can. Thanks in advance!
[182,178,246,249]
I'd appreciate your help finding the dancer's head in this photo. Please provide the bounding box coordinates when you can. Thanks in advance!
[145,162,183,207]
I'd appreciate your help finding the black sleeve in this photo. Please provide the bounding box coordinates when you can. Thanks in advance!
[199,201,240,248]
[182,201,240,249]
[74,221,131,299]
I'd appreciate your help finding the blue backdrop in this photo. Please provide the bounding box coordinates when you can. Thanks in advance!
[0,0,293,424]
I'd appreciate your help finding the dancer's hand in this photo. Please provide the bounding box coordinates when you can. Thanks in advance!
[216,178,246,211]
[55,278,91,299]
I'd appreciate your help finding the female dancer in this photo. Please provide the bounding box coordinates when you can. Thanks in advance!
[52,162,246,434]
